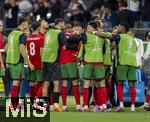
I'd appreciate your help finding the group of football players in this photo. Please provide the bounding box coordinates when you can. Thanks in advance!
[0,16,149,113]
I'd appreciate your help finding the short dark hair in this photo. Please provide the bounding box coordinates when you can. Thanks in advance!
[26,16,35,25]
[74,22,84,28]
[88,21,98,30]
[104,4,112,10]
[120,22,129,32]
[17,17,28,26]
[37,18,46,26]
[54,18,64,25]
[65,21,73,29]
[29,22,40,32]
[112,26,118,31]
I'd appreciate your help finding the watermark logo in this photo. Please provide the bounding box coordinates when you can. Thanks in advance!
[5,98,48,118]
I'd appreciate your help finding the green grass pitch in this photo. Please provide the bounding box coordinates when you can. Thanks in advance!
[50,96,150,122]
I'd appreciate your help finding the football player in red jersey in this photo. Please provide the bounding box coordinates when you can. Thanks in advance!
[59,22,86,111]
[32,19,49,107]
[0,20,10,98]
[26,22,45,110]
[38,18,49,36]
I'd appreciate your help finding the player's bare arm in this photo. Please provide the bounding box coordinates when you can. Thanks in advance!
[20,44,34,70]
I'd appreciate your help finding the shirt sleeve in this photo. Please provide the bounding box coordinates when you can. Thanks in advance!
[58,32,65,45]
[19,34,27,45]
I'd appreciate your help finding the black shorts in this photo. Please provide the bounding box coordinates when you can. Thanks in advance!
[43,62,61,81]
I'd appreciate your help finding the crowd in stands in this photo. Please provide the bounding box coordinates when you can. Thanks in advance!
[0,0,150,29]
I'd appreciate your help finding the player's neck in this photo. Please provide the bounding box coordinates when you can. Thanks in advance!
[32,31,39,35]
[55,25,61,30]
[40,28,46,34]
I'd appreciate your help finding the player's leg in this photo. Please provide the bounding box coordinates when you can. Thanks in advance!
[88,81,94,108]
[20,66,28,109]
[94,65,107,112]
[105,67,111,101]
[52,62,62,112]
[105,67,113,110]
[82,80,91,112]
[34,82,43,97]
[29,70,44,110]
[33,69,46,111]
[91,81,99,112]
[11,80,20,110]
[28,70,36,106]
[128,66,137,112]
[82,64,93,112]
[42,62,53,110]
[72,80,81,111]
[93,79,107,112]
[53,80,62,112]
[128,81,136,112]
[10,63,24,110]
[68,62,81,111]
[2,67,11,98]
[61,80,68,111]
[42,81,49,98]
[34,70,44,100]
[115,65,128,112]
[60,63,68,111]
[29,81,35,106]
[144,75,150,110]
[50,82,54,111]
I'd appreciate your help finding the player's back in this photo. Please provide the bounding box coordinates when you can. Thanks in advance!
[26,34,44,69]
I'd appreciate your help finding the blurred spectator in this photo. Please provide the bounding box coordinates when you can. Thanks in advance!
[89,0,102,11]
[62,0,71,9]
[118,0,126,11]
[89,0,102,19]
[0,1,4,19]
[64,0,87,22]
[48,0,62,23]
[118,1,134,28]
[141,0,150,28]
[26,16,35,25]
[33,0,50,20]
[1,0,150,30]
[128,0,140,21]
[4,0,19,28]
[18,0,33,17]
[102,0,118,11]
[102,4,119,28]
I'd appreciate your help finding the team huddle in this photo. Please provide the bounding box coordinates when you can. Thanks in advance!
[0,16,148,113]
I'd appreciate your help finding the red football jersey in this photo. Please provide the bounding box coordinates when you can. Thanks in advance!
[60,32,79,64]
[39,32,45,41]
[0,34,5,49]
[26,34,44,69]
